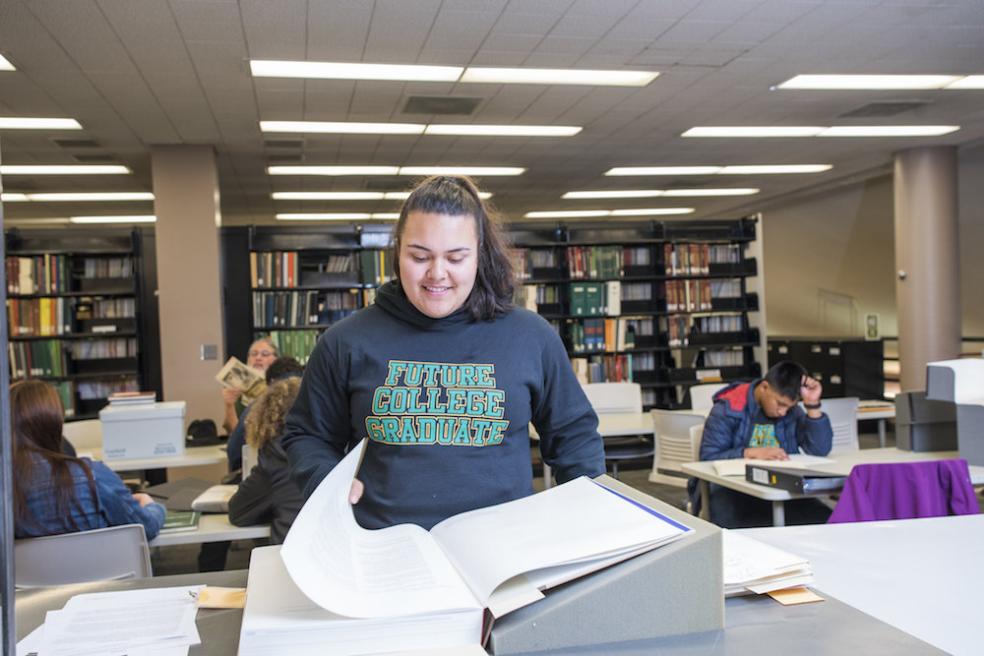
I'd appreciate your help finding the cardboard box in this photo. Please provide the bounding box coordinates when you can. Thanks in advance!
[99,401,186,460]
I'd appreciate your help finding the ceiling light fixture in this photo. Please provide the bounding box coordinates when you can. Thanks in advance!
[0,117,82,130]
[776,74,961,90]
[276,213,374,221]
[260,121,425,135]
[609,208,696,216]
[272,192,384,200]
[524,208,694,218]
[563,189,758,199]
[606,165,832,176]
[69,215,156,224]
[684,126,959,138]
[606,166,722,176]
[683,127,824,137]
[250,60,463,82]
[268,166,400,176]
[20,192,154,202]
[0,54,15,71]
[424,124,581,137]
[1,193,30,202]
[945,76,984,89]
[459,67,658,86]
[398,166,524,176]
[0,165,131,175]
[661,188,759,197]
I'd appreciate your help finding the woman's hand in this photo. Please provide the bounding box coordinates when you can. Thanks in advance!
[132,492,155,507]
[349,479,364,504]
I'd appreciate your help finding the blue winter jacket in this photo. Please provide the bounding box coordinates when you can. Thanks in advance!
[16,453,167,540]
[699,379,833,460]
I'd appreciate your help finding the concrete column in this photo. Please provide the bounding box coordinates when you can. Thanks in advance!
[894,146,961,391]
[151,145,225,428]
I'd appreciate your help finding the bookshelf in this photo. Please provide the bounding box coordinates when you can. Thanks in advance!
[512,218,765,410]
[4,228,163,420]
[220,225,393,365]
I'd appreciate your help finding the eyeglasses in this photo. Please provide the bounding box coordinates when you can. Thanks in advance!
[249,350,275,358]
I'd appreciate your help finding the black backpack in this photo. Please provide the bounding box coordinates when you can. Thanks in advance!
[186,418,223,446]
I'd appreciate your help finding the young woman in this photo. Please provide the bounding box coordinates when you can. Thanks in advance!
[283,175,605,530]
[228,375,305,543]
[11,379,166,540]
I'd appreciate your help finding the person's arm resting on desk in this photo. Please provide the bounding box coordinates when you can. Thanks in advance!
[93,461,166,540]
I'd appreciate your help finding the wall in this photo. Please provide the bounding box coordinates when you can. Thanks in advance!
[957,143,984,338]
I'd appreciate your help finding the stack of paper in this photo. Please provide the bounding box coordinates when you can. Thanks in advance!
[239,439,691,656]
[723,530,813,597]
[712,453,834,477]
[190,484,237,512]
[17,586,203,656]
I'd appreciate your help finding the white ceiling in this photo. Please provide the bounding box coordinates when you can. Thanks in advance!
[1,0,983,225]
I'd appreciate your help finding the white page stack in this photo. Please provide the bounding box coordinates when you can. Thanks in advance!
[238,439,692,655]
[723,530,813,597]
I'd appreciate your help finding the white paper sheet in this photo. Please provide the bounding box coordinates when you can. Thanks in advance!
[723,530,813,596]
[280,440,480,619]
[713,454,834,476]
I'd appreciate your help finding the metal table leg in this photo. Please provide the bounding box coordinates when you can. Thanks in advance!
[699,480,711,521]
[878,418,887,448]
[772,501,786,527]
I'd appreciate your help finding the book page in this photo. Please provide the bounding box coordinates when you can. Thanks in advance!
[430,477,688,605]
[713,454,834,476]
[280,440,480,619]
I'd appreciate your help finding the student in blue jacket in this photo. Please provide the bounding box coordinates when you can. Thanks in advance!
[693,361,833,528]
[283,175,606,530]
[11,379,166,540]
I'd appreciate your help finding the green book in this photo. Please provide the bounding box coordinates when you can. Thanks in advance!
[161,510,201,533]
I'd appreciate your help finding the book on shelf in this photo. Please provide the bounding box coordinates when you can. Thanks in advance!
[161,510,201,533]
[240,439,691,656]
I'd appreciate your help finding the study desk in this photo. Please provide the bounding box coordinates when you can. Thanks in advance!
[857,400,896,447]
[14,570,941,655]
[149,514,271,547]
[741,514,984,656]
[683,447,984,526]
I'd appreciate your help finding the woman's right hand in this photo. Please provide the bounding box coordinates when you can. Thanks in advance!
[349,479,364,504]
[132,492,155,507]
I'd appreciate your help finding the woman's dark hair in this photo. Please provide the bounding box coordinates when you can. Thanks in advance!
[10,380,97,531]
[392,175,515,321]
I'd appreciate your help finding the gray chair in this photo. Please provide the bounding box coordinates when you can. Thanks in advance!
[14,524,152,588]
[689,383,727,412]
[649,410,706,488]
[815,397,860,453]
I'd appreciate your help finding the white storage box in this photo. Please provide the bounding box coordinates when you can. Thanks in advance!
[99,401,186,460]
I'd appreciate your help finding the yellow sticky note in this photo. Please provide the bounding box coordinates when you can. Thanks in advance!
[197,586,246,609]
[767,587,824,606]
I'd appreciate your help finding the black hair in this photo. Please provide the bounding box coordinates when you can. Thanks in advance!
[265,356,304,384]
[764,361,807,401]
[392,175,515,321]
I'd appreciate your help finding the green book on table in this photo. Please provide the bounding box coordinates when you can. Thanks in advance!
[162,510,201,533]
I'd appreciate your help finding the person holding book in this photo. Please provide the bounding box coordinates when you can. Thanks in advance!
[229,374,306,543]
[11,379,166,540]
[283,175,605,530]
[693,360,833,528]
[221,336,278,437]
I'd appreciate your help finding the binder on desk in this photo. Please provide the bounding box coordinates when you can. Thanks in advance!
[745,464,846,494]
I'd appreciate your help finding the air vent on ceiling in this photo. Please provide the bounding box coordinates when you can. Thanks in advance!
[363,177,409,191]
[52,138,100,148]
[72,154,117,162]
[264,139,304,149]
[403,96,481,116]
[267,154,304,164]
[839,101,930,118]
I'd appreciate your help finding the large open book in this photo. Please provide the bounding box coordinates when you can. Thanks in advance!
[239,440,691,655]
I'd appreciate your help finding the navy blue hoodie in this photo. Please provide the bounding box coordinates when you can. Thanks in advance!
[282,281,605,530]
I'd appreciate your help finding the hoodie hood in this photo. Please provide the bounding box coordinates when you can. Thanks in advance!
[374,279,473,331]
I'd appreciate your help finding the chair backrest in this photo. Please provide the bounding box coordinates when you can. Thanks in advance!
[651,410,706,477]
[689,383,727,412]
[818,397,860,453]
[14,524,152,588]
[582,382,642,414]
[62,418,103,450]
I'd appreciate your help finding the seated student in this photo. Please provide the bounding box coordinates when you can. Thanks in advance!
[11,379,166,540]
[694,361,833,528]
[228,375,305,543]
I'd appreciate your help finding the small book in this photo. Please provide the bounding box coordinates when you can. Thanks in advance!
[161,510,201,533]
[107,390,157,405]
[191,484,237,513]
[215,356,266,403]
[745,464,846,494]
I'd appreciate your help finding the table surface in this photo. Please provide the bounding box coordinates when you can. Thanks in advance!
[81,445,228,471]
[683,447,984,501]
[149,513,271,547]
[740,513,984,656]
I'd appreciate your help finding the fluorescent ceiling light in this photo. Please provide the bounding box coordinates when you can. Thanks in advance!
[21,192,154,202]
[564,190,665,199]
[383,191,492,200]
[661,188,759,197]
[370,213,400,220]
[277,213,374,221]
[460,67,658,87]
[0,165,130,175]
[272,192,384,200]
[525,208,694,218]
[719,165,832,174]
[424,124,581,137]
[268,166,400,176]
[69,215,156,224]
[260,121,425,134]
[945,76,984,89]
[610,208,695,216]
[250,60,462,82]
[777,74,960,90]
[398,166,524,176]
[819,125,959,137]
[2,193,30,202]
[0,117,82,130]
[0,54,14,71]
[683,127,824,137]
[5,218,72,225]
[606,166,722,176]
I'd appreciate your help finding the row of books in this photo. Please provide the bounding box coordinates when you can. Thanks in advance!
[76,297,136,320]
[82,257,132,279]
[567,245,623,279]
[265,330,320,365]
[569,282,618,317]
[7,298,73,336]
[359,250,392,286]
[5,255,70,294]
[513,245,655,280]
[68,338,137,360]
[664,314,748,347]
[703,349,746,367]
[252,290,362,328]
[568,317,636,353]
[9,340,68,378]
[570,354,634,384]
[663,243,742,276]
[250,251,300,288]
[77,377,139,400]
[665,279,742,312]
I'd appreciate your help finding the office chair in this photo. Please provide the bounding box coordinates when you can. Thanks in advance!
[816,397,860,453]
[688,383,727,412]
[14,524,152,588]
